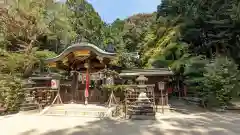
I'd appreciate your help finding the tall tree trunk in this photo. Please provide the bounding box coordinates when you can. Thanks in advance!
[26,40,34,55]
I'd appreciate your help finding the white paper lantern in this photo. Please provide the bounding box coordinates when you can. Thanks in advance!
[51,79,59,89]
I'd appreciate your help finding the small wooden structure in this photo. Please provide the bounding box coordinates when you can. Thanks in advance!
[125,75,156,119]
[120,68,173,106]
[44,42,116,104]
[22,75,56,110]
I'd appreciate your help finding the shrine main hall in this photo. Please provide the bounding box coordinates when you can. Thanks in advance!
[25,42,173,118]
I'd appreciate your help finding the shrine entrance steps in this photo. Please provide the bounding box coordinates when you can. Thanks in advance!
[40,104,115,118]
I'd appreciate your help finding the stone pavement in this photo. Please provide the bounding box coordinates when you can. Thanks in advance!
[0,110,240,135]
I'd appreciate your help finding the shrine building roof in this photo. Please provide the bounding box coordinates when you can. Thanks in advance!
[119,68,173,77]
[45,42,116,63]
[44,42,116,72]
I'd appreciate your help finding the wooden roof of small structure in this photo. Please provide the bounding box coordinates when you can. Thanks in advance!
[119,68,173,77]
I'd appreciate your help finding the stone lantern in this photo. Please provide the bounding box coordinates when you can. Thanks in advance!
[130,74,155,119]
[135,75,149,102]
[136,75,148,85]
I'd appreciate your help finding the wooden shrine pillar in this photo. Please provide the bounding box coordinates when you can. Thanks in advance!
[71,71,79,103]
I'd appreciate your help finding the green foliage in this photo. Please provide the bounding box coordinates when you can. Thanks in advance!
[203,57,240,107]
[0,74,24,114]
[102,0,240,108]
[152,0,240,108]
[66,0,104,46]
[184,56,240,107]
[0,0,70,113]
[0,0,75,53]
[107,13,155,68]
[184,56,209,97]
[34,50,57,60]
[101,85,127,92]
[157,0,240,63]
[141,16,185,69]
[0,49,36,75]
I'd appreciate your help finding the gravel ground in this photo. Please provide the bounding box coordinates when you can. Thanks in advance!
[0,110,240,135]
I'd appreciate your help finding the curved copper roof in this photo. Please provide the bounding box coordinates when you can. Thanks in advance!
[44,42,116,63]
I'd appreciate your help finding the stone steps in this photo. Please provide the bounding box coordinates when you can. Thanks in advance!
[20,103,39,111]
[130,114,156,120]
[155,105,171,112]
[41,104,113,118]
[45,110,106,117]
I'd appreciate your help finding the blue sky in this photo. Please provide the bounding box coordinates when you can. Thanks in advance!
[87,0,161,23]
[59,0,161,23]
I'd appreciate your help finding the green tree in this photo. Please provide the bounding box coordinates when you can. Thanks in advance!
[66,0,105,46]
[0,0,65,113]
[203,57,240,107]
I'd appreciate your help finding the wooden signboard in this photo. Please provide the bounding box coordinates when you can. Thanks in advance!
[73,50,90,57]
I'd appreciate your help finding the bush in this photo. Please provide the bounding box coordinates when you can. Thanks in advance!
[0,49,57,114]
[203,56,240,107]
[0,74,25,115]
[184,56,240,108]
[184,56,208,97]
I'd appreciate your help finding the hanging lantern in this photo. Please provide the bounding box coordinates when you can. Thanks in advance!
[84,62,89,68]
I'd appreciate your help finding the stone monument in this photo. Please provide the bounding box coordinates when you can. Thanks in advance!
[129,75,155,120]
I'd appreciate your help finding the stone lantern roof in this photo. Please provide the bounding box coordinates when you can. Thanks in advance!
[136,75,148,83]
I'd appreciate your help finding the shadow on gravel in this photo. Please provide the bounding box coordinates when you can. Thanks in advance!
[20,118,166,135]
[19,114,240,135]
[19,99,240,135]
[169,98,240,115]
